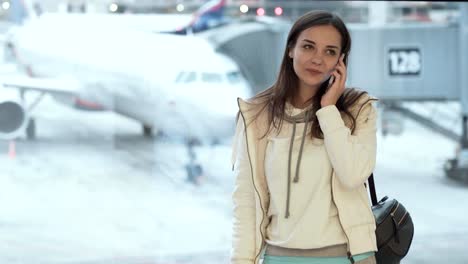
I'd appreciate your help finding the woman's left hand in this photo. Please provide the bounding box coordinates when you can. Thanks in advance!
[320,54,347,107]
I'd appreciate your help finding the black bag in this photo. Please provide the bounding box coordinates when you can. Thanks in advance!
[368,174,414,264]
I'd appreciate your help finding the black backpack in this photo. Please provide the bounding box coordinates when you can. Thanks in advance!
[368,174,415,264]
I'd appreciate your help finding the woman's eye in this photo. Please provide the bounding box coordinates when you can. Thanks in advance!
[303,44,313,49]
[326,50,337,56]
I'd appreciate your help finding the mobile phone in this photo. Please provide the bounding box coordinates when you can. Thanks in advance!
[328,75,335,87]
[327,54,343,87]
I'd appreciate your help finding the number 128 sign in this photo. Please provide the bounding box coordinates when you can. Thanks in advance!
[388,48,421,76]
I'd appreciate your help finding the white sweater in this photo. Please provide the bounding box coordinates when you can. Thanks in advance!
[264,102,348,248]
[230,93,379,264]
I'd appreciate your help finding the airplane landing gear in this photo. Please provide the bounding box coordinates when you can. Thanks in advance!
[142,124,153,137]
[26,118,36,140]
[18,89,45,140]
[185,138,204,185]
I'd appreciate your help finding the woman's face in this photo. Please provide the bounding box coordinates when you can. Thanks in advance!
[288,25,343,90]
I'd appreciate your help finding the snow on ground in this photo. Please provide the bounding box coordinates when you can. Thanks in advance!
[1,85,468,263]
[375,113,468,263]
[0,89,232,263]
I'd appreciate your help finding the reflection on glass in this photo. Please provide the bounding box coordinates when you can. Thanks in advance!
[0,1,466,264]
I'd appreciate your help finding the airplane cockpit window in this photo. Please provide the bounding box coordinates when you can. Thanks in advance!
[175,71,197,83]
[185,72,196,83]
[201,73,222,83]
[175,72,185,83]
[226,71,242,84]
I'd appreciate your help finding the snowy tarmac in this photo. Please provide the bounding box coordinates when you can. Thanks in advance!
[0,91,232,263]
[0,89,467,263]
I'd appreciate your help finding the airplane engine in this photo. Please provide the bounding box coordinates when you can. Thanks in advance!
[0,99,28,140]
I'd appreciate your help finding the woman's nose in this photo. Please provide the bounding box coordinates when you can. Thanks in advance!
[310,51,323,65]
[311,56,323,65]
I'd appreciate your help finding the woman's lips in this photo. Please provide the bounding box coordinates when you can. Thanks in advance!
[306,69,322,75]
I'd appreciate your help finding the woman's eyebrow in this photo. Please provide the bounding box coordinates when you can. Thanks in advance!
[302,39,339,50]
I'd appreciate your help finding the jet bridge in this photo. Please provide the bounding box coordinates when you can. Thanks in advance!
[199,17,291,95]
[202,18,461,102]
[200,4,468,184]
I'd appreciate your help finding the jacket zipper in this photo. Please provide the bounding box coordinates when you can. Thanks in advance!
[330,174,355,263]
[237,102,266,264]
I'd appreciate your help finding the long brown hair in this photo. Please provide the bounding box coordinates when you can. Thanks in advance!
[245,10,374,139]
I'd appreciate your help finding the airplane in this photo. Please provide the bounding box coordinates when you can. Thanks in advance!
[3,0,229,35]
[107,0,230,34]
[0,0,252,145]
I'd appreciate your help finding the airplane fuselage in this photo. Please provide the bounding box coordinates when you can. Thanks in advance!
[6,15,251,142]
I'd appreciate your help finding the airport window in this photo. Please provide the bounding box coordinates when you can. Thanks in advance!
[201,73,222,83]
[3,2,466,263]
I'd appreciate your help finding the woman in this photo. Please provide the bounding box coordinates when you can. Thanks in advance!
[231,10,379,264]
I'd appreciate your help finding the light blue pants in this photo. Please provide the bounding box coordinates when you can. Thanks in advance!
[263,252,375,264]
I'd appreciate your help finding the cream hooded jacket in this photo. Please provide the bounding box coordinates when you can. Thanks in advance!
[230,92,379,264]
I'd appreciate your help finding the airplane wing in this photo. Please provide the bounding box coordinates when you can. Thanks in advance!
[1,75,105,112]
[1,75,80,95]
